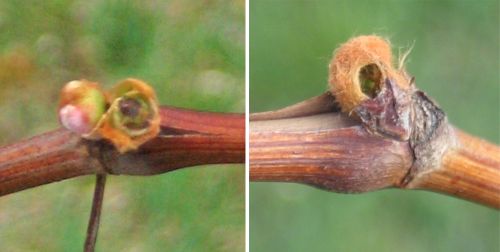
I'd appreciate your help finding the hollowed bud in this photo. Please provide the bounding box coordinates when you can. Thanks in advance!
[96,78,160,153]
[328,36,414,140]
[328,35,410,112]
[58,80,106,135]
[58,78,160,153]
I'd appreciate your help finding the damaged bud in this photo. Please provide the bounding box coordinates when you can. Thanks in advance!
[329,35,456,188]
[58,78,160,153]
[329,35,410,113]
[119,98,141,118]
[111,90,155,135]
[98,78,160,153]
[329,35,414,141]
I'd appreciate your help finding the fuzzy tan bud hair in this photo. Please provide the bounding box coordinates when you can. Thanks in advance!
[329,35,410,112]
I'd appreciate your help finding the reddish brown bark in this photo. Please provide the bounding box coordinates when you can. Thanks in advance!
[250,112,413,193]
[0,106,245,196]
[251,124,413,193]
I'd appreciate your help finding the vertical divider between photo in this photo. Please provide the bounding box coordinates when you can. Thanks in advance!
[244,0,250,251]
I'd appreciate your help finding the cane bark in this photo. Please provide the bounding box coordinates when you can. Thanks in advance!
[249,94,500,209]
[0,106,245,196]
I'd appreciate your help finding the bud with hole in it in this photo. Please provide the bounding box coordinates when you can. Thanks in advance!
[57,78,160,153]
[99,78,160,152]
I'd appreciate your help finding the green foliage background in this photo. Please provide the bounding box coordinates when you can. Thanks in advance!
[250,0,499,252]
[0,0,244,251]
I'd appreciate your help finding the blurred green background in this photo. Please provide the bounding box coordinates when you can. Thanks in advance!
[0,0,244,251]
[250,1,498,252]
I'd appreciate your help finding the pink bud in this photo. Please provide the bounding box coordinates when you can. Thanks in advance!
[59,104,93,134]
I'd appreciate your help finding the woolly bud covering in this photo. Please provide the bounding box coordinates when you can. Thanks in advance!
[329,35,410,112]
